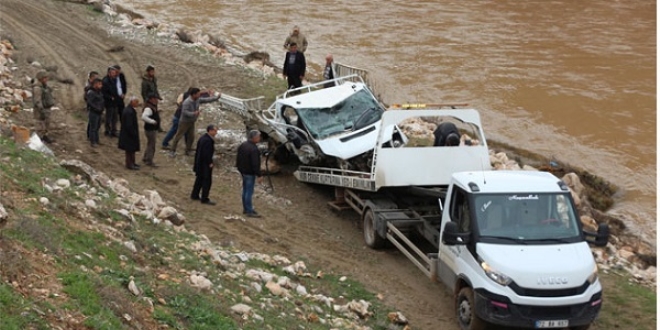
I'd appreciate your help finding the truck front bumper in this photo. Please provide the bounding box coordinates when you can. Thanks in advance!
[474,288,602,329]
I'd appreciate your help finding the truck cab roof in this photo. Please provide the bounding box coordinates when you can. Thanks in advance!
[276,81,370,109]
[452,171,567,194]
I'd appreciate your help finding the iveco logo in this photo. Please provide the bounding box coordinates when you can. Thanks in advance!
[537,276,569,285]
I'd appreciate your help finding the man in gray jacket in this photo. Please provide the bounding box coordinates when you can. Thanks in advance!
[169,88,220,157]
[86,78,104,147]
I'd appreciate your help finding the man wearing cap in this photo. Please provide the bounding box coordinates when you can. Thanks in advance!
[32,71,56,144]
[141,65,160,103]
[141,94,161,167]
[236,130,264,217]
[169,87,220,157]
[283,43,306,91]
[283,26,308,53]
[102,66,121,137]
[191,124,218,205]
[118,96,141,170]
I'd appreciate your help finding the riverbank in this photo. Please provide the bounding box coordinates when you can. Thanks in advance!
[0,0,656,328]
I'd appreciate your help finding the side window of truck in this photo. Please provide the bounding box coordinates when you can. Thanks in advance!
[450,188,471,233]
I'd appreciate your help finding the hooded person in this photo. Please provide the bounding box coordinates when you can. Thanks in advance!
[433,122,461,147]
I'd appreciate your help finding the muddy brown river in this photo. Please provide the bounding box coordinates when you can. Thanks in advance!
[119,0,656,241]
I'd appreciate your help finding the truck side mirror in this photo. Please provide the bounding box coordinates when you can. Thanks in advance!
[584,223,609,247]
[594,223,609,247]
[442,222,470,246]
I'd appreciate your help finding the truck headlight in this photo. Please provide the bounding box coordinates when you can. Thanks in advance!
[481,261,512,286]
[587,264,599,284]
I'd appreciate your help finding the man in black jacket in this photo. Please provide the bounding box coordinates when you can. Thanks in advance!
[102,66,121,137]
[86,78,104,147]
[282,43,306,91]
[433,122,461,147]
[118,96,141,170]
[191,124,218,205]
[236,130,263,217]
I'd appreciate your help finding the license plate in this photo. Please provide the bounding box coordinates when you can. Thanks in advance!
[535,320,569,328]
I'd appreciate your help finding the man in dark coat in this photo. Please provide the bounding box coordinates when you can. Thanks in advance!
[236,130,263,217]
[115,64,128,113]
[86,78,104,147]
[118,96,141,170]
[191,124,218,205]
[282,43,306,91]
[433,122,460,147]
[102,66,121,137]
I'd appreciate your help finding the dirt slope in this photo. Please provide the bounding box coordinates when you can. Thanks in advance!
[0,0,457,329]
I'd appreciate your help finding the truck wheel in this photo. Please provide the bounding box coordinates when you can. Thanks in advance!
[456,287,487,330]
[363,208,386,249]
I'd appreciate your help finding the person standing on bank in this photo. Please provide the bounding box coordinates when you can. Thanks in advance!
[283,43,306,91]
[118,96,141,170]
[283,25,308,53]
[141,65,161,103]
[162,88,192,149]
[169,87,220,157]
[85,71,99,141]
[86,78,104,148]
[102,66,121,137]
[115,64,127,117]
[141,94,161,167]
[236,130,263,218]
[323,54,336,88]
[32,71,56,144]
[191,124,218,205]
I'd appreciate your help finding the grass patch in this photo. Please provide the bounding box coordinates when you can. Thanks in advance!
[156,283,236,329]
[60,272,127,329]
[594,271,657,329]
[0,282,50,330]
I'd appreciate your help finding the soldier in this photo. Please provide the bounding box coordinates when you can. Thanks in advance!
[32,71,56,144]
[283,26,308,53]
[141,65,161,103]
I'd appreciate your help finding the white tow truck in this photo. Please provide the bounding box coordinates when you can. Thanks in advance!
[216,73,609,330]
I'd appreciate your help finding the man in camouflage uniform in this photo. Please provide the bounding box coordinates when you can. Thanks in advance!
[283,26,308,53]
[32,71,56,144]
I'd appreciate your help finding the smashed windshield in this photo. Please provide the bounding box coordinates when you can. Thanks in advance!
[473,193,581,243]
[296,89,383,139]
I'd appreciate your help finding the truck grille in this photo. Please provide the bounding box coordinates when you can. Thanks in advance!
[509,281,590,297]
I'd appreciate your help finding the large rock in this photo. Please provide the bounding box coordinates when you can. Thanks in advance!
[59,159,112,187]
[0,203,8,222]
[230,303,252,316]
[562,173,585,196]
[157,206,185,226]
[265,281,285,296]
[580,216,598,232]
[189,274,213,290]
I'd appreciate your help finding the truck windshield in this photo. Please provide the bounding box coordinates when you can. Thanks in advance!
[473,193,582,244]
[296,89,383,139]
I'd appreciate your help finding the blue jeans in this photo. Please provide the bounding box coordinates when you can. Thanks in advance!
[241,174,256,214]
[162,116,179,147]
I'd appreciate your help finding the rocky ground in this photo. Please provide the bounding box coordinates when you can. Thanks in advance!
[0,0,656,329]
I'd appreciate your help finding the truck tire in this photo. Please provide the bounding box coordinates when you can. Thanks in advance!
[363,208,386,249]
[456,287,487,330]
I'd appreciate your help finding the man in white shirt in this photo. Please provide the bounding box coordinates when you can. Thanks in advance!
[141,94,161,167]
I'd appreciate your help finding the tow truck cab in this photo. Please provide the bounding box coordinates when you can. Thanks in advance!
[438,171,609,330]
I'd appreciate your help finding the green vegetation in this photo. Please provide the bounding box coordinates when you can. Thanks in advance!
[0,136,408,329]
[593,271,657,330]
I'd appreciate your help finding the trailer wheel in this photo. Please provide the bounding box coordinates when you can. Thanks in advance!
[363,208,386,249]
[456,287,487,330]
